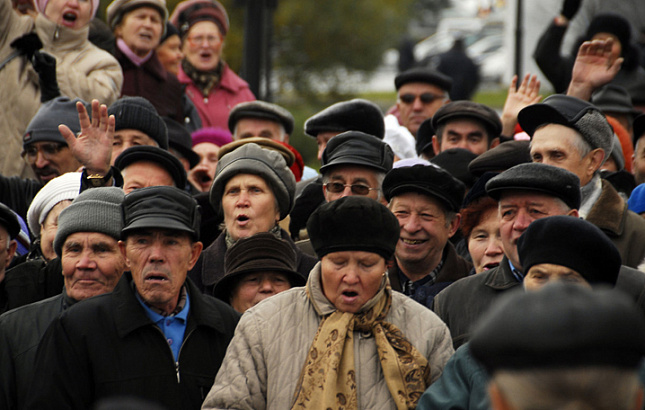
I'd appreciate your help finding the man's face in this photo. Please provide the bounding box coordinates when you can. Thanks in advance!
[323,165,382,203]
[234,118,287,143]
[62,232,125,301]
[121,161,175,194]
[120,229,202,314]
[397,82,448,136]
[530,124,602,187]
[111,129,159,164]
[633,137,645,185]
[22,142,81,182]
[498,191,575,269]
[390,192,458,269]
[316,131,339,162]
[433,118,492,155]
[229,272,292,313]
[188,142,220,192]
[523,263,591,292]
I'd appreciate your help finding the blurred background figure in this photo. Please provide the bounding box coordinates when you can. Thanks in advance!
[156,21,183,75]
[433,37,480,101]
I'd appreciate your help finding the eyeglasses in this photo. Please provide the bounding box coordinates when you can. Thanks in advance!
[325,182,380,196]
[186,34,221,47]
[21,143,66,163]
[399,92,446,105]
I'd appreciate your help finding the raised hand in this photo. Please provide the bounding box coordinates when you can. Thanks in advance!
[501,73,542,137]
[567,38,623,100]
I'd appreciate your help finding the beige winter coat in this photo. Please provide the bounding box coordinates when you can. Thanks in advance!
[202,263,454,410]
[0,4,122,178]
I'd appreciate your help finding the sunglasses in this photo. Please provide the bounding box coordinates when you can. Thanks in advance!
[399,93,445,105]
[325,182,380,196]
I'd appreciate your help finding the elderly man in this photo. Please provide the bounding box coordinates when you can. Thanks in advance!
[519,95,645,268]
[0,187,126,410]
[25,186,239,410]
[228,100,294,143]
[430,101,502,156]
[382,164,471,308]
[114,145,187,193]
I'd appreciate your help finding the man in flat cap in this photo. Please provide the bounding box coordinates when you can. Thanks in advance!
[26,186,239,410]
[471,284,645,410]
[382,164,472,309]
[228,100,294,144]
[430,101,502,157]
[115,145,188,193]
[394,67,452,138]
[519,94,645,268]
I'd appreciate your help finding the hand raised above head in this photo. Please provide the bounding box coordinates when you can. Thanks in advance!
[567,38,623,101]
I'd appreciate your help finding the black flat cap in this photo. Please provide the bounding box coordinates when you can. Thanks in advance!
[163,117,200,168]
[468,140,531,177]
[0,202,20,239]
[430,148,477,188]
[634,114,645,143]
[518,95,613,160]
[214,232,305,301]
[591,84,641,116]
[432,101,502,138]
[415,118,434,156]
[115,145,188,190]
[462,171,498,208]
[307,196,400,260]
[320,131,394,174]
[394,67,452,92]
[383,164,466,212]
[485,163,581,210]
[122,186,201,240]
[518,216,621,286]
[228,101,294,135]
[470,284,645,373]
[304,99,385,139]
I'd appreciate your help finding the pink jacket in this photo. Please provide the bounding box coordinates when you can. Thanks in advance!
[178,64,256,130]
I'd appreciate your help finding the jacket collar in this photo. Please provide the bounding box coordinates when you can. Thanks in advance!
[177,63,247,93]
[115,47,167,81]
[35,13,89,50]
[482,256,521,291]
[585,179,627,236]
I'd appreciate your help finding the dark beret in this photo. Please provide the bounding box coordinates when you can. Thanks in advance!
[115,145,187,190]
[430,148,477,188]
[394,67,452,92]
[415,118,434,156]
[468,140,531,177]
[462,171,498,208]
[163,117,200,169]
[591,84,641,116]
[432,101,502,138]
[307,196,400,260]
[383,164,466,212]
[304,99,385,139]
[518,216,621,286]
[470,284,645,373]
[228,101,294,135]
[0,202,20,239]
[320,131,394,174]
[485,163,581,210]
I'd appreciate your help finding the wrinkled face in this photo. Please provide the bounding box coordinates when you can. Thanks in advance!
[121,161,175,194]
[498,191,573,269]
[188,142,220,192]
[523,263,591,292]
[323,165,381,202]
[229,271,291,313]
[182,21,224,72]
[62,232,125,301]
[435,118,491,155]
[316,131,338,162]
[40,200,72,261]
[234,118,286,143]
[114,7,163,57]
[156,34,183,75]
[121,229,202,314]
[23,142,81,183]
[530,124,599,187]
[467,207,504,273]
[321,250,386,313]
[390,192,457,267]
[222,174,280,241]
[111,129,159,163]
[397,82,448,136]
[633,137,645,185]
[44,0,92,30]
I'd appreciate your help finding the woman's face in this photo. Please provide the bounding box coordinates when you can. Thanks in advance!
[182,21,224,72]
[44,0,92,30]
[321,250,386,313]
[229,271,292,313]
[114,6,163,58]
[467,207,504,274]
[156,34,183,75]
[222,174,280,242]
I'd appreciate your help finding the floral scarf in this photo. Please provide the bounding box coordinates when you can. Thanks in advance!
[181,58,223,97]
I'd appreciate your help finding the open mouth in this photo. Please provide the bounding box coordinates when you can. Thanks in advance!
[401,238,426,245]
[139,32,153,41]
[342,291,358,297]
[145,274,168,282]
[483,262,500,271]
[63,12,77,22]
[236,215,250,223]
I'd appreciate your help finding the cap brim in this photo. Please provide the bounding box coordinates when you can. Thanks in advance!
[122,216,196,237]
[518,104,573,136]
[387,184,456,211]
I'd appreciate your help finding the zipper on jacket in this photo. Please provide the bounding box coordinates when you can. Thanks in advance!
[176,327,196,384]
[53,26,60,41]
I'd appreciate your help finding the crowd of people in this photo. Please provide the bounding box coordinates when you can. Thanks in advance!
[2,0,645,408]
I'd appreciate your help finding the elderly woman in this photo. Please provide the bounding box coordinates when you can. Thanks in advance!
[203,196,454,409]
[1,0,123,178]
[170,0,255,129]
[189,142,317,296]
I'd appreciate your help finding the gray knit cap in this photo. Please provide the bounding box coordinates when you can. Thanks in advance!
[108,96,168,150]
[54,187,125,257]
[23,97,88,148]
[209,143,296,220]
